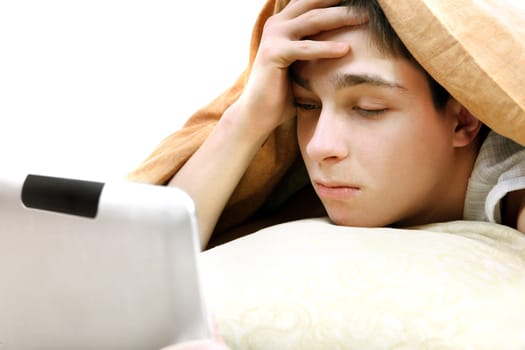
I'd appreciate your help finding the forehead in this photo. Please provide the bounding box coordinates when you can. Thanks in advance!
[292,27,426,91]
[294,26,389,75]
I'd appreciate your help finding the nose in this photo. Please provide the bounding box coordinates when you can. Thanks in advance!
[304,109,349,163]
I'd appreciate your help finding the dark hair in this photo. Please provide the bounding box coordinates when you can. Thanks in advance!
[339,0,450,110]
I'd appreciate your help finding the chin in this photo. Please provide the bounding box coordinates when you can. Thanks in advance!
[327,210,395,228]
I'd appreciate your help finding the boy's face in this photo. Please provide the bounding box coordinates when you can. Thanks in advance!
[291,27,459,227]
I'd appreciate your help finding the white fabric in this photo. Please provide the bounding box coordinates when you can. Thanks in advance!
[464,131,525,223]
[200,218,525,349]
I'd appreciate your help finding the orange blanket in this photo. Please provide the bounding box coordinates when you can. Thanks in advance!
[127,0,525,238]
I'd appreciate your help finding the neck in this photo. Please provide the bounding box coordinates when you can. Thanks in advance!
[429,145,480,224]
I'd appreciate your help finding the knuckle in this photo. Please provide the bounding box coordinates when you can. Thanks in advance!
[296,41,313,52]
[303,9,324,27]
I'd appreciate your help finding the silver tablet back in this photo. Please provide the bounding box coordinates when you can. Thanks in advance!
[0,173,211,350]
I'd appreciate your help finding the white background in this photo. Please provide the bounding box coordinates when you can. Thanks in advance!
[0,0,266,182]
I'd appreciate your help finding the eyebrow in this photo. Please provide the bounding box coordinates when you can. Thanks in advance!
[290,71,406,92]
[333,73,406,91]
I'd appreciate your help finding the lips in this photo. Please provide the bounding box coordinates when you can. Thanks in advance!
[314,181,361,200]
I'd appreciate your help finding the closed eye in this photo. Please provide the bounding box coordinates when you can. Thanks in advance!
[294,101,321,110]
[353,107,387,117]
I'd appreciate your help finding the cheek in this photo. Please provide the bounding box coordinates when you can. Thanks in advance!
[356,116,436,175]
[296,117,315,158]
[372,114,453,182]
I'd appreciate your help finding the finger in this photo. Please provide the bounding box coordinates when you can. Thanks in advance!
[286,39,350,62]
[283,0,345,19]
[290,6,368,39]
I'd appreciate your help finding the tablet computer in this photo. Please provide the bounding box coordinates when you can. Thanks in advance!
[0,173,212,350]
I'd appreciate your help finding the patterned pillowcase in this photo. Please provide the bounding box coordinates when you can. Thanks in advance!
[201,219,525,349]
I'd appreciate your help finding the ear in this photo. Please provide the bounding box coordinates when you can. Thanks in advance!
[446,98,482,147]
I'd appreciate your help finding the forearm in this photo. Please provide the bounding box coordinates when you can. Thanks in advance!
[169,103,270,247]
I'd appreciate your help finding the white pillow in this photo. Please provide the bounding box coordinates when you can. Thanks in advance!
[200,218,525,349]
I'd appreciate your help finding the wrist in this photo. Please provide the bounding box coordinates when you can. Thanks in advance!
[221,98,274,144]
